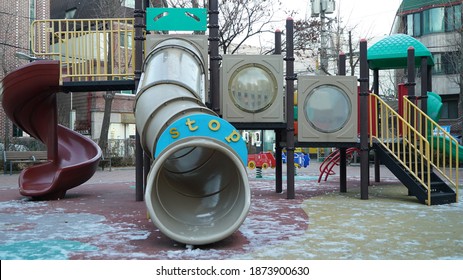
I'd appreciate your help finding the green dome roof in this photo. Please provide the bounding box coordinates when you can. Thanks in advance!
[367,34,434,70]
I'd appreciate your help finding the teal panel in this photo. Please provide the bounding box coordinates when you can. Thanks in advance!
[155,114,248,166]
[146,8,207,31]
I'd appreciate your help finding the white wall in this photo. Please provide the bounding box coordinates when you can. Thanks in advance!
[92,112,136,139]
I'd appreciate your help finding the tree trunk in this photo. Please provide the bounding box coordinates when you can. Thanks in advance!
[98,91,114,154]
[98,21,114,155]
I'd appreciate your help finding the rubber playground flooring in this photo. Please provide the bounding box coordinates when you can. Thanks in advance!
[0,163,462,260]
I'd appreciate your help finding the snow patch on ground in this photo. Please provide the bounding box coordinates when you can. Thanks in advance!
[1,166,462,260]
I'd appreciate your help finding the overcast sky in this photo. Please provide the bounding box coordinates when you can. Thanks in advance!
[279,0,403,41]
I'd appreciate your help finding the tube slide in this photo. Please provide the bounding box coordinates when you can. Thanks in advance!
[429,135,463,162]
[427,91,463,162]
[1,61,101,200]
[134,36,250,245]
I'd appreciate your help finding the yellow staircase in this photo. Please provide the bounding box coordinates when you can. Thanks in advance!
[369,93,459,205]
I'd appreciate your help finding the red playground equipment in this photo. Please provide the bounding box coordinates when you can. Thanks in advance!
[1,61,102,199]
[318,147,360,183]
[247,152,276,169]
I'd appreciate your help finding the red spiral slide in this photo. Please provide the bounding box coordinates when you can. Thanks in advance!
[1,60,101,200]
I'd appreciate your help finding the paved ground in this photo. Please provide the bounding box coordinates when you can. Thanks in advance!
[0,162,462,260]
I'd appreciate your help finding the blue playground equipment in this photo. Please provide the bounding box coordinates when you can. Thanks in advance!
[282,152,310,168]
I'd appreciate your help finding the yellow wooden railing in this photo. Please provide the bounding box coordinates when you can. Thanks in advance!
[30,18,135,84]
[403,97,459,199]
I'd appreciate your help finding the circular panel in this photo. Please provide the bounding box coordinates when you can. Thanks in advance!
[228,64,277,113]
[303,85,352,133]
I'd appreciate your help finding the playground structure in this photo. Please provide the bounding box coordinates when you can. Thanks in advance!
[246,151,310,171]
[366,35,460,205]
[318,87,463,184]
[247,152,276,169]
[281,152,310,168]
[1,2,461,245]
[318,147,359,182]
[1,61,101,200]
[134,36,250,245]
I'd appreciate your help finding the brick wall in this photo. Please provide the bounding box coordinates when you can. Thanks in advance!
[0,0,50,145]
[92,92,135,112]
[0,1,139,146]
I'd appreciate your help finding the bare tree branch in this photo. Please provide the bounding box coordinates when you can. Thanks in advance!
[163,0,284,54]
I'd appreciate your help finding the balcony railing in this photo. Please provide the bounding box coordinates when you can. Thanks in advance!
[30,18,135,85]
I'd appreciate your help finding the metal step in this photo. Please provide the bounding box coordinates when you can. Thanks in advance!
[429,192,457,205]
[374,143,456,205]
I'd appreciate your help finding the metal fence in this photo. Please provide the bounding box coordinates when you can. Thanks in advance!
[106,138,136,158]
[1,137,136,167]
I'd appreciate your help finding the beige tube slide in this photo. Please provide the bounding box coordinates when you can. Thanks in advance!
[134,35,250,245]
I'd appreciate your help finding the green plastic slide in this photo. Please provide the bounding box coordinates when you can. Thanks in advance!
[427,91,462,162]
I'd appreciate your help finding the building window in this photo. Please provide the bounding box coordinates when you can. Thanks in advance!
[13,125,23,137]
[441,95,459,120]
[406,13,422,36]
[65,8,77,19]
[442,52,460,75]
[29,0,36,23]
[120,31,133,49]
[445,4,462,31]
[413,12,421,36]
[404,4,461,36]
[432,53,443,74]
[432,52,461,75]
[123,0,135,9]
[118,90,133,95]
[423,7,445,34]
[407,14,413,35]
[432,52,460,75]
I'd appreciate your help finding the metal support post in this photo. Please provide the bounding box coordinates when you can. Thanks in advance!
[338,51,347,193]
[285,18,296,199]
[134,0,145,201]
[421,57,429,139]
[208,0,220,113]
[406,47,416,197]
[274,29,283,193]
[373,69,380,183]
[359,39,369,200]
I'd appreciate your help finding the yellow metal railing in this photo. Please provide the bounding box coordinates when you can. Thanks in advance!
[369,93,432,204]
[369,93,459,205]
[30,18,135,84]
[403,97,459,200]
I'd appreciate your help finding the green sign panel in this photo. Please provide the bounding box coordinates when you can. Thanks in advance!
[146,8,207,31]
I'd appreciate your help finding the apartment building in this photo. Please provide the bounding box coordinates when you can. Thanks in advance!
[392,0,462,136]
